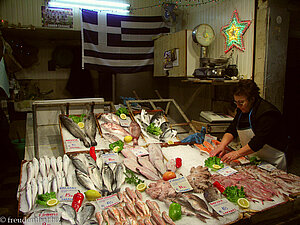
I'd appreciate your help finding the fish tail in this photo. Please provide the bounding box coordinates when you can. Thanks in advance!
[196,213,207,223]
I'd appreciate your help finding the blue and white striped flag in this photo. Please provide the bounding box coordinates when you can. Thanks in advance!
[81,9,170,73]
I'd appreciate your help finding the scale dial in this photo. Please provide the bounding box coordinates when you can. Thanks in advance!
[192,24,215,46]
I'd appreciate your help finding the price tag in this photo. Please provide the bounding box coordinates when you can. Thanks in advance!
[24,212,61,225]
[96,193,120,209]
[209,198,237,216]
[130,146,149,157]
[102,153,119,164]
[217,166,238,176]
[119,117,131,127]
[204,134,217,144]
[258,162,276,172]
[168,176,193,192]
[58,186,78,202]
[65,139,81,150]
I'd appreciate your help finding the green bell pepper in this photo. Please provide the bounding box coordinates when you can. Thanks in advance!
[109,140,124,153]
[169,202,181,221]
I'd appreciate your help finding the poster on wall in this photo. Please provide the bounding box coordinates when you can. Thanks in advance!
[163,48,179,70]
[41,6,73,28]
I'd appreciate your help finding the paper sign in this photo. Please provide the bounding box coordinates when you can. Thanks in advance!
[204,134,217,144]
[24,212,61,225]
[58,186,78,202]
[96,194,120,209]
[258,162,276,172]
[209,198,236,216]
[217,166,238,176]
[119,117,131,127]
[168,176,193,192]
[65,139,81,149]
[102,153,118,164]
[130,146,149,157]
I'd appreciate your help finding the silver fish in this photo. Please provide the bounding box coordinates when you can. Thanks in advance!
[60,115,90,148]
[58,203,77,224]
[140,109,150,125]
[66,173,73,187]
[27,162,34,185]
[52,176,58,193]
[50,156,58,175]
[44,156,51,176]
[56,171,62,189]
[71,156,88,174]
[32,158,39,179]
[37,174,43,195]
[77,203,95,225]
[39,157,47,178]
[150,111,164,127]
[42,177,49,194]
[96,153,103,172]
[31,178,38,209]
[183,193,216,218]
[75,169,96,190]
[88,166,103,191]
[26,181,32,211]
[57,156,63,173]
[61,172,66,187]
[85,153,97,168]
[114,163,126,192]
[159,128,177,142]
[84,107,97,146]
[102,164,114,193]
[160,122,170,133]
[63,154,71,175]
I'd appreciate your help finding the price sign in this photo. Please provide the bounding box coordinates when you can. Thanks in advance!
[24,212,61,225]
[58,186,78,202]
[168,176,193,192]
[217,166,238,176]
[258,162,276,172]
[131,146,149,157]
[209,198,237,216]
[65,139,81,150]
[119,117,131,127]
[96,194,120,209]
[102,153,119,164]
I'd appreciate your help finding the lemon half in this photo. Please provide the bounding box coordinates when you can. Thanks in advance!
[120,113,127,120]
[136,183,147,192]
[237,198,250,209]
[78,122,84,129]
[113,146,121,153]
[46,198,59,207]
[167,140,174,145]
[212,164,221,170]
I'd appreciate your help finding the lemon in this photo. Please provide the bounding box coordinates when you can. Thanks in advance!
[212,164,221,170]
[237,198,250,209]
[46,198,59,207]
[124,135,133,143]
[167,140,174,145]
[78,122,84,129]
[84,190,102,201]
[113,146,121,153]
[136,183,147,192]
[120,113,127,120]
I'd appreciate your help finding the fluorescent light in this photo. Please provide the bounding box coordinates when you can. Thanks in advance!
[49,0,129,10]
[48,1,129,13]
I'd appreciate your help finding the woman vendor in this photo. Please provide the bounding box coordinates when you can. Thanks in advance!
[210,79,288,171]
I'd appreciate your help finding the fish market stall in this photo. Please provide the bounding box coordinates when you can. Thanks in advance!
[19,99,300,224]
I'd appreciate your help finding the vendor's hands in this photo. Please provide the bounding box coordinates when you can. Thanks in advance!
[221,151,241,164]
[210,145,226,157]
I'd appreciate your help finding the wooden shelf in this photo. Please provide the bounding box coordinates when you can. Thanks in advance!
[181,78,239,85]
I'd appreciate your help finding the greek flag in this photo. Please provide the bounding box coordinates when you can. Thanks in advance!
[81,9,170,73]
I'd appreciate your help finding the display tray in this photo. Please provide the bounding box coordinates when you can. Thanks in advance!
[17,144,298,224]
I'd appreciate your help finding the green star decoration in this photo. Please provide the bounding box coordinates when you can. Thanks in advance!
[221,10,251,53]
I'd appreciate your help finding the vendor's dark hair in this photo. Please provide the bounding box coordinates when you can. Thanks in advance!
[233,79,260,100]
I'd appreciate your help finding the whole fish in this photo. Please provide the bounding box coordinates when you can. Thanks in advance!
[63,154,71,175]
[70,156,88,174]
[56,171,62,189]
[39,157,47,178]
[140,109,150,126]
[159,129,177,142]
[60,115,91,148]
[101,122,131,137]
[160,122,170,133]
[102,164,114,193]
[57,156,63,173]
[32,158,39,179]
[85,154,97,168]
[37,174,43,195]
[84,106,97,146]
[108,206,121,223]
[123,158,140,174]
[42,177,49,194]
[44,156,51,176]
[66,173,73,187]
[150,111,164,127]
[31,178,38,209]
[77,203,95,225]
[61,172,66,187]
[129,121,141,145]
[26,181,32,211]
[137,156,158,175]
[58,203,77,225]
[27,162,34,185]
[101,113,120,125]
[52,177,58,193]
[96,153,103,172]
[102,210,110,225]
[88,166,103,191]
[183,193,216,218]
[95,212,103,225]
[102,133,120,144]
[137,167,161,181]
[162,211,175,225]
[203,186,222,203]
[75,169,96,190]
[50,156,58,175]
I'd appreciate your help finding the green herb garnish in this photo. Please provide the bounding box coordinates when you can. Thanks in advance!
[223,186,245,203]
[249,156,261,165]
[36,192,57,207]
[69,114,86,123]
[205,156,224,170]
[124,168,144,186]
[147,123,162,136]
[116,107,129,116]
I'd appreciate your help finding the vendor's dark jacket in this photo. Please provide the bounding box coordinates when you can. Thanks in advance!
[225,97,287,152]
